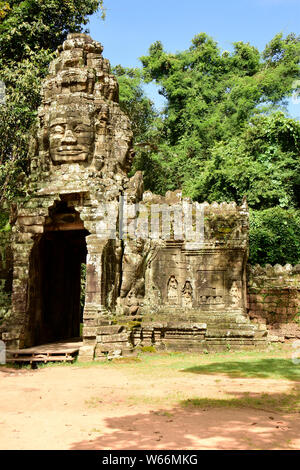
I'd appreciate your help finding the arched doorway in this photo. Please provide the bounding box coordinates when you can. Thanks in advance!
[25,202,88,347]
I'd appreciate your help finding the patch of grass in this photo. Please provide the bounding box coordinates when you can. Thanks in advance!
[0,363,22,370]
[181,358,300,381]
[36,361,74,369]
[139,346,157,353]
[90,428,102,433]
[181,389,300,413]
[85,397,104,408]
[126,390,187,406]
[110,356,141,364]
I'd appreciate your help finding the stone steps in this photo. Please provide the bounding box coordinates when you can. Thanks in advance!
[92,309,268,358]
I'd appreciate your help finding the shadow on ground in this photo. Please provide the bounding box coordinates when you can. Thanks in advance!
[69,394,300,450]
[180,359,300,381]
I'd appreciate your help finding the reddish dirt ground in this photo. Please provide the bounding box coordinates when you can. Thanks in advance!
[0,364,299,450]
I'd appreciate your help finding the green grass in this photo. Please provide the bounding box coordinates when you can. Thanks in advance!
[181,358,300,381]
[101,345,300,382]
[181,388,300,413]
[5,344,300,382]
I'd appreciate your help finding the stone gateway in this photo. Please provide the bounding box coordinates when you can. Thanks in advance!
[0,34,269,360]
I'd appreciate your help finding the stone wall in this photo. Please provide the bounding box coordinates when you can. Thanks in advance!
[247,264,300,341]
[0,231,13,326]
[91,195,268,359]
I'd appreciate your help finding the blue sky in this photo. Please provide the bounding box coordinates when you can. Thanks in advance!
[87,0,300,118]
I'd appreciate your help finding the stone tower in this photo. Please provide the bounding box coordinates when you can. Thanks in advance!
[0,34,267,359]
[3,34,138,356]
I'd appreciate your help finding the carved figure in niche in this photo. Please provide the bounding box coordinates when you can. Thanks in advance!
[230,281,241,306]
[120,239,145,298]
[119,239,149,315]
[49,104,94,163]
[125,288,140,315]
[182,281,193,308]
[167,276,179,305]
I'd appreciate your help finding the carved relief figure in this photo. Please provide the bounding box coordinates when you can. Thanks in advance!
[230,281,241,306]
[125,288,140,315]
[167,275,179,305]
[182,281,193,308]
[197,270,225,305]
[118,239,148,315]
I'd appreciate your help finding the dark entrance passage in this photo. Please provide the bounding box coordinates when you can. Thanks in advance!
[26,229,88,347]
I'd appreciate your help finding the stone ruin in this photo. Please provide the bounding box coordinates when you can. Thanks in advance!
[248,264,300,342]
[0,33,269,360]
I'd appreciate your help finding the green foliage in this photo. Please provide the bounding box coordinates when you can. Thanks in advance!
[0,210,10,231]
[0,0,105,63]
[0,0,105,203]
[113,65,157,143]
[0,2,10,20]
[0,48,52,203]
[112,65,167,185]
[134,32,300,265]
[138,32,300,200]
[249,207,300,266]
[187,112,300,208]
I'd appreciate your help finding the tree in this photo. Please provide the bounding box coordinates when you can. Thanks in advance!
[0,0,105,204]
[249,207,300,266]
[138,33,300,199]
[0,0,105,63]
[186,112,300,208]
[112,65,157,144]
[136,32,300,265]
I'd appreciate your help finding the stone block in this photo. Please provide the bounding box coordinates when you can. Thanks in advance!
[95,342,129,353]
[97,325,124,335]
[23,225,44,234]
[18,216,45,226]
[2,331,20,341]
[77,345,95,362]
[83,327,98,337]
[97,333,128,343]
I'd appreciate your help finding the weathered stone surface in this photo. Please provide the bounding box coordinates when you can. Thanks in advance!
[248,264,300,339]
[1,33,273,356]
[0,232,13,329]
[77,345,95,362]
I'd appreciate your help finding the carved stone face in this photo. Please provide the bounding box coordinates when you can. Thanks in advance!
[49,106,94,163]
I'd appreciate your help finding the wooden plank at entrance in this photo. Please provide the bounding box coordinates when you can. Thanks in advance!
[8,356,74,363]
[6,338,83,364]
[7,339,83,355]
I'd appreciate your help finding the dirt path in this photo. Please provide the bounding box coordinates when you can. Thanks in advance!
[0,364,299,450]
